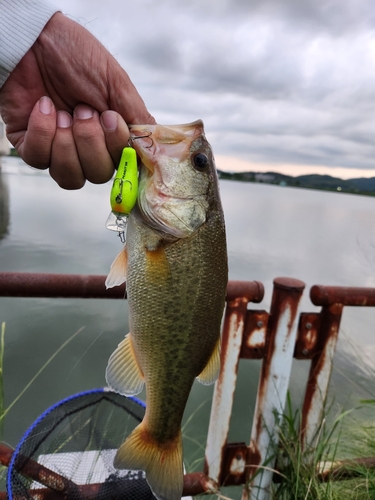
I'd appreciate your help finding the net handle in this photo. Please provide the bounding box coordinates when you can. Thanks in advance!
[0,442,79,495]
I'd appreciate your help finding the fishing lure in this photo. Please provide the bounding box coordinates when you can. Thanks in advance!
[106,146,138,241]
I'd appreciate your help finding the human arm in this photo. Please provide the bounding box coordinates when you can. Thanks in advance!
[0,0,58,87]
[0,6,155,189]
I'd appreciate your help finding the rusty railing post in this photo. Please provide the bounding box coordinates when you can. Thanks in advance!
[245,277,305,500]
[300,286,345,450]
[204,281,264,489]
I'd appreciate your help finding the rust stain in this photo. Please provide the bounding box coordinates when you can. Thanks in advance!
[295,312,320,359]
[183,472,217,496]
[228,296,250,309]
[0,442,13,467]
[221,443,249,486]
[246,441,262,481]
[273,277,305,292]
[39,470,65,491]
[226,280,264,303]
[240,310,269,359]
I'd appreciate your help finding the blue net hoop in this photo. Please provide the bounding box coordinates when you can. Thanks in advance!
[6,388,156,500]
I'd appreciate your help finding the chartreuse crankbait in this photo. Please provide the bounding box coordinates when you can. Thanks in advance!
[106,146,138,241]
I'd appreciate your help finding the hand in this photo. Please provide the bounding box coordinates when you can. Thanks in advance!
[0,13,156,189]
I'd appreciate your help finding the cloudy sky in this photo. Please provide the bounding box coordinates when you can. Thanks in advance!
[50,0,375,178]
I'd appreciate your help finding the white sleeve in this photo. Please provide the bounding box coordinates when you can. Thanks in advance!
[0,0,59,88]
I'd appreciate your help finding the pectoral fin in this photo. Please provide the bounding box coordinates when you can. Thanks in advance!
[105,246,128,289]
[105,333,144,396]
[196,338,221,385]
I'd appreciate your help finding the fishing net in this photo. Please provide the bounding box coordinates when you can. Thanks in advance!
[7,388,156,500]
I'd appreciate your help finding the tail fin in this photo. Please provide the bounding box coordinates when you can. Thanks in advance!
[114,422,183,500]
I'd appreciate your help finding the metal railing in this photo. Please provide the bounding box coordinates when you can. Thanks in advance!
[0,272,374,499]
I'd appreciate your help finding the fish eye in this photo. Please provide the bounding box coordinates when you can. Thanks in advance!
[193,153,209,171]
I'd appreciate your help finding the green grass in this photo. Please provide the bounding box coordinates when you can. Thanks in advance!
[265,394,375,500]
[0,323,85,490]
[0,325,84,424]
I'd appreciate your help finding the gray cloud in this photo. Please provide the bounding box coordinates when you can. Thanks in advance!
[51,0,375,174]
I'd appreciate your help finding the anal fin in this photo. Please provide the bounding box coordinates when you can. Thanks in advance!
[105,333,144,396]
[196,337,221,385]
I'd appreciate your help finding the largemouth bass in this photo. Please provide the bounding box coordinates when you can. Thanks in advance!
[105,120,228,500]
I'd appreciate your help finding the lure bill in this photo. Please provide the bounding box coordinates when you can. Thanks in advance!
[106,147,139,239]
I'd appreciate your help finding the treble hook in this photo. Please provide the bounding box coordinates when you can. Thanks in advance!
[128,131,154,149]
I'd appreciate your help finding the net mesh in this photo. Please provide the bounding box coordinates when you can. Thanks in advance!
[7,388,156,500]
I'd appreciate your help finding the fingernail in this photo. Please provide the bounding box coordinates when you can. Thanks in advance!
[57,111,72,128]
[101,110,118,131]
[75,104,94,120]
[39,96,53,115]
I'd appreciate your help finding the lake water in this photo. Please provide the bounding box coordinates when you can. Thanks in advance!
[1,156,375,475]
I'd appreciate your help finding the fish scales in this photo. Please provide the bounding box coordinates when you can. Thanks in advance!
[127,209,226,441]
[105,120,228,500]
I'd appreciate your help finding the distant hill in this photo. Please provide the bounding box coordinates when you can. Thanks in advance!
[217,170,375,196]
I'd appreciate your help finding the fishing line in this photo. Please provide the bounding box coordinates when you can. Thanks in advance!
[64,329,107,382]
[181,397,211,433]
[65,297,130,381]
[2,327,85,420]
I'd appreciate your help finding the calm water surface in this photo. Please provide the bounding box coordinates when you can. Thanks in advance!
[0,156,375,472]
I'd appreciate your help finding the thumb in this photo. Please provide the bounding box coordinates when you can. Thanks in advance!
[107,60,157,126]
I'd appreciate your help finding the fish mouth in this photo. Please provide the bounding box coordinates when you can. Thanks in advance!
[129,120,204,173]
[129,120,203,142]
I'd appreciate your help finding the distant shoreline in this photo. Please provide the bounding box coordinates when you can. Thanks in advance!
[217,170,375,197]
[4,150,375,197]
